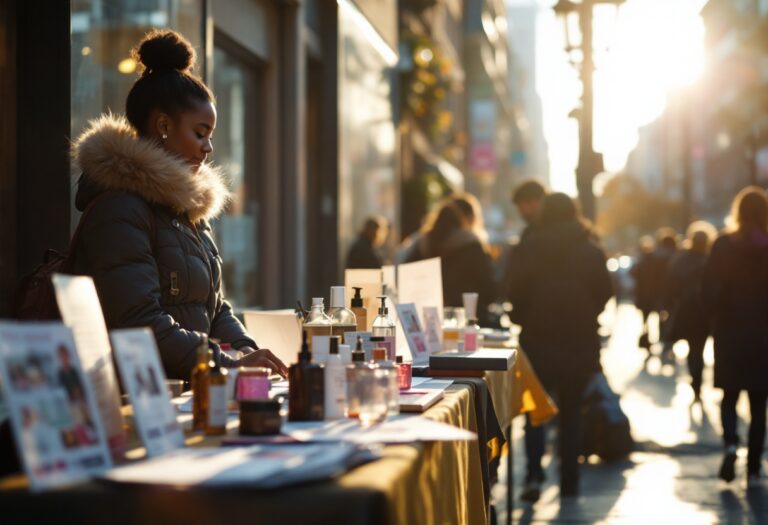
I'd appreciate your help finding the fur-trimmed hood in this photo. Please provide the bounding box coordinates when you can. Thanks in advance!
[72,114,230,223]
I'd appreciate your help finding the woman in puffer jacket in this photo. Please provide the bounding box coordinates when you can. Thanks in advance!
[69,29,287,380]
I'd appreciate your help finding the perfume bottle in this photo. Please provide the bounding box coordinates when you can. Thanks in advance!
[191,335,211,431]
[372,296,396,337]
[288,330,325,421]
[328,286,357,338]
[206,359,229,435]
[373,347,399,416]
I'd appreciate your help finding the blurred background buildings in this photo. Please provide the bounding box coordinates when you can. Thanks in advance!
[1,0,767,315]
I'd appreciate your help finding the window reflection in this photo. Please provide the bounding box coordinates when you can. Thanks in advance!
[211,44,262,308]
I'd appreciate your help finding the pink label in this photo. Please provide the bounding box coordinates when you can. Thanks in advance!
[236,376,270,400]
[464,333,478,352]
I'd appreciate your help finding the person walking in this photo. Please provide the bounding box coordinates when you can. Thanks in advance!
[345,216,389,269]
[506,179,550,502]
[703,187,768,486]
[508,193,614,498]
[69,29,287,380]
[664,221,717,402]
[402,193,498,326]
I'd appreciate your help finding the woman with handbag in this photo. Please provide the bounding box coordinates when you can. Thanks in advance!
[69,29,287,380]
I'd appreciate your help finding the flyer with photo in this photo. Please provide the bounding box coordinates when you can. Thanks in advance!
[0,322,112,491]
[110,329,184,458]
[394,303,430,366]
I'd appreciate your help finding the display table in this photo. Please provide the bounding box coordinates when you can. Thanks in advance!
[0,385,486,525]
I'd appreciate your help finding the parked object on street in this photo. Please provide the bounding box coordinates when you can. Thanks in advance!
[581,372,634,461]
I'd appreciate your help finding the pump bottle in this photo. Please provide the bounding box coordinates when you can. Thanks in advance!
[288,331,325,421]
[350,287,367,331]
[372,295,396,337]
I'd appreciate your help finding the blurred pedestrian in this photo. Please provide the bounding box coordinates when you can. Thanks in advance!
[631,227,678,358]
[506,179,549,501]
[402,193,498,326]
[703,186,768,486]
[508,193,614,498]
[664,221,717,402]
[345,216,389,269]
[511,179,547,241]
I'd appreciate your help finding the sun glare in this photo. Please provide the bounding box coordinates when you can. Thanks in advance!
[538,0,708,189]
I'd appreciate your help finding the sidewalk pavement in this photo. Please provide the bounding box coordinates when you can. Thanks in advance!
[492,302,768,525]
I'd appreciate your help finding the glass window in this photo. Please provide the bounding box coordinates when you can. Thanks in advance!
[211,43,262,308]
[70,0,204,222]
[338,1,398,262]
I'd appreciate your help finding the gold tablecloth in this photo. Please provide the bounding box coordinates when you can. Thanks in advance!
[0,385,486,525]
[485,348,558,433]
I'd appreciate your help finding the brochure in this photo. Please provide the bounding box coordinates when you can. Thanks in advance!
[395,303,430,366]
[0,322,112,491]
[52,274,126,459]
[110,329,184,457]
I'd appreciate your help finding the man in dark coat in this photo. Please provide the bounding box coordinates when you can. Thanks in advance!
[508,193,614,498]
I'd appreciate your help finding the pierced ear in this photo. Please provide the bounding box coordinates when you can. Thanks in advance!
[155,113,172,139]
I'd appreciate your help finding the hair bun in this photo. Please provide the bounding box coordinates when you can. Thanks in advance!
[133,29,196,76]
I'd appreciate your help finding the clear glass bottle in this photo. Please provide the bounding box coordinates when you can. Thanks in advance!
[463,318,480,352]
[373,347,399,416]
[328,286,357,338]
[372,296,396,337]
[191,336,211,431]
[303,297,332,350]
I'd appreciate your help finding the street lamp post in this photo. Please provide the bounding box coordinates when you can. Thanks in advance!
[554,0,623,221]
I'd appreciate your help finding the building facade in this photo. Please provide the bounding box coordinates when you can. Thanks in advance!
[0,0,398,315]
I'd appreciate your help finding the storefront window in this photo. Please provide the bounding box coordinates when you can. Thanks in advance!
[338,0,398,260]
[211,44,262,308]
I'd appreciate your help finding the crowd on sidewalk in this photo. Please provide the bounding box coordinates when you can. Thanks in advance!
[348,180,768,501]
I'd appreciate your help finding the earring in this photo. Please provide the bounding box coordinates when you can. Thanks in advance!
[162,133,168,140]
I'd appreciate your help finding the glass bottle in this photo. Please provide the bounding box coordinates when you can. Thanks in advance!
[206,359,228,435]
[372,296,396,337]
[328,286,357,339]
[191,336,211,431]
[303,297,332,351]
[373,347,399,416]
[350,286,367,331]
[288,330,325,421]
[396,355,412,390]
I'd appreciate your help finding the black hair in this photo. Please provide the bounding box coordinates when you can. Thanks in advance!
[538,192,579,228]
[125,29,214,135]
[512,179,547,204]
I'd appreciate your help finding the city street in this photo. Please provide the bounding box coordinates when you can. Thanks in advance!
[495,302,768,525]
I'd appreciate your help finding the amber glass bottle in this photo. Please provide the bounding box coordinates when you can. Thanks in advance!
[288,331,325,421]
[191,336,212,431]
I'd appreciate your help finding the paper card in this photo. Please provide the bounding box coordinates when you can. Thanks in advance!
[110,329,184,458]
[422,306,443,354]
[311,336,330,363]
[52,274,127,460]
[0,322,112,491]
[397,257,444,331]
[243,310,302,366]
[395,304,430,366]
[344,269,383,331]
[343,331,375,360]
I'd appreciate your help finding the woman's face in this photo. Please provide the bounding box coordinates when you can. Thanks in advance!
[159,100,217,172]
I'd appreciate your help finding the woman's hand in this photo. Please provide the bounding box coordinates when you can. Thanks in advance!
[235,347,289,378]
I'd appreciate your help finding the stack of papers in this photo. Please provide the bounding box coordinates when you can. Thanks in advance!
[102,443,371,488]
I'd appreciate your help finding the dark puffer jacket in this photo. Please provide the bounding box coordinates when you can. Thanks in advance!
[69,115,256,380]
[507,221,613,385]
